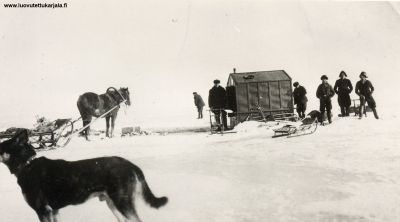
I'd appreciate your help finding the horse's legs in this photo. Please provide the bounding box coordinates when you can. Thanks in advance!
[110,113,118,138]
[82,116,92,140]
[105,116,111,137]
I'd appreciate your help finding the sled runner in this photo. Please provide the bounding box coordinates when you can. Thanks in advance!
[272,117,318,138]
[272,124,297,138]
[349,99,372,117]
[208,109,236,135]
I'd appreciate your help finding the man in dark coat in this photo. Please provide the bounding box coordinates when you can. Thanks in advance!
[208,79,228,130]
[334,71,353,117]
[355,71,379,119]
[193,92,205,119]
[292,82,308,119]
[316,75,335,124]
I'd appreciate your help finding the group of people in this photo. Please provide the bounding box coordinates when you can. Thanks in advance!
[293,71,379,124]
[193,71,379,129]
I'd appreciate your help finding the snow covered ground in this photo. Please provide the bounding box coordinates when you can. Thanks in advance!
[1,2,400,221]
[0,108,399,222]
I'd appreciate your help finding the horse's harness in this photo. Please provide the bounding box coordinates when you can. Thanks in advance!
[106,92,122,106]
[92,87,128,117]
[106,87,127,105]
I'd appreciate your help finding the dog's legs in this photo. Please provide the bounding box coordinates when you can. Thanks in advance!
[106,198,128,222]
[38,214,51,222]
[106,192,141,222]
[120,195,141,222]
[126,214,142,222]
[37,206,57,222]
[37,211,57,222]
[52,210,59,222]
[115,201,141,222]
[124,201,141,222]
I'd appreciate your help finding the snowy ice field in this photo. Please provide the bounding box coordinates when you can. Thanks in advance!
[1,1,400,221]
[0,101,400,222]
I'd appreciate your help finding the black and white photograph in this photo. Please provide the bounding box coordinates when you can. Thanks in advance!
[1,1,400,221]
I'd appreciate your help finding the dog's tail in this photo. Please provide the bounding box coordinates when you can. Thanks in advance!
[139,178,168,209]
[134,167,168,209]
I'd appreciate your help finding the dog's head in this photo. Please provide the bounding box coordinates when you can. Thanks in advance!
[307,110,321,120]
[0,129,36,167]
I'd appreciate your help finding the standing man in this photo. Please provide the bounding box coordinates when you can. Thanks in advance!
[355,71,379,119]
[334,71,353,117]
[208,79,228,130]
[193,92,205,119]
[316,75,335,124]
[292,82,308,119]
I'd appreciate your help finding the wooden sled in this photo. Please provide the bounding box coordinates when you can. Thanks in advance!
[0,118,74,149]
[349,99,372,117]
[272,117,318,138]
[208,109,237,135]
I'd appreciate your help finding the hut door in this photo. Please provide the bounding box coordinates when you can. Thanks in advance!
[269,81,280,110]
[280,81,293,109]
[236,84,248,113]
[248,83,259,110]
[258,82,269,109]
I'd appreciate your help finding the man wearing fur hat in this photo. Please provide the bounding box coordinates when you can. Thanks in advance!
[355,72,379,119]
[292,82,308,119]
[316,75,335,124]
[334,71,353,117]
[208,79,228,130]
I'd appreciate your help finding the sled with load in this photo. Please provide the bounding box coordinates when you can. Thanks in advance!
[272,112,319,138]
[0,117,75,149]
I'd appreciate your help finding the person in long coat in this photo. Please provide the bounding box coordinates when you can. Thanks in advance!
[334,71,353,117]
[208,79,228,130]
[193,92,205,119]
[292,82,308,119]
[316,75,335,124]
[355,71,379,119]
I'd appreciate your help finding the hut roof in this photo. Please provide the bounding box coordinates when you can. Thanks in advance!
[228,70,291,84]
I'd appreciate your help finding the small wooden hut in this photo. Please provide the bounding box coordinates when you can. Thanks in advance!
[226,70,294,123]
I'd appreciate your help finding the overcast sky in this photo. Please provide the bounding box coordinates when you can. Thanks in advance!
[1,1,400,126]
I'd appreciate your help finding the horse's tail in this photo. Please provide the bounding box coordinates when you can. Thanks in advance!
[77,95,87,116]
[77,93,98,118]
[77,95,83,113]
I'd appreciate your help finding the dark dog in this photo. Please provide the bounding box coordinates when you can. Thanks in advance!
[0,130,167,222]
[307,110,322,121]
[307,110,333,124]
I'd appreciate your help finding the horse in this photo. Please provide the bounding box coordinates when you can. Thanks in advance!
[77,87,131,139]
